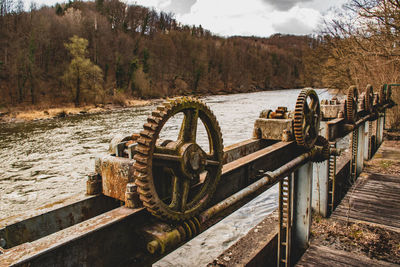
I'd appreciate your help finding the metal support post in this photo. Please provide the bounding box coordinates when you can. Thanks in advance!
[377,115,384,147]
[312,160,328,217]
[278,174,293,267]
[356,123,364,177]
[312,122,329,217]
[363,121,369,160]
[368,121,372,159]
[292,162,313,263]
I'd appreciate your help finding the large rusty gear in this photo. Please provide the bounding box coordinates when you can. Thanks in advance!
[133,97,223,221]
[346,86,359,123]
[294,88,321,150]
[312,136,330,163]
[364,84,374,113]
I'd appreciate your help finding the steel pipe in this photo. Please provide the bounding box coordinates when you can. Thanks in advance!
[199,149,316,223]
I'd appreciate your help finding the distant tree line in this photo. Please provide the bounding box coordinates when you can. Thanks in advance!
[0,0,315,107]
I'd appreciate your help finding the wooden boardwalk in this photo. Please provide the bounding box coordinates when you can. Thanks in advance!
[332,172,400,231]
[297,140,400,267]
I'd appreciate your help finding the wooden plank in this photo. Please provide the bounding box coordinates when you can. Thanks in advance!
[297,245,399,267]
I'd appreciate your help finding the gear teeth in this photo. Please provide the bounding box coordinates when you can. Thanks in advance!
[134,170,147,179]
[346,86,358,123]
[144,122,157,131]
[137,137,152,146]
[134,154,148,164]
[138,187,153,199]
[156,105,167,111]
[133,161,148,173]
[134,179,149,189]
[140,129,154,139]
[152,110,165,118]
[147,115,161,124]
[135,145,150,155]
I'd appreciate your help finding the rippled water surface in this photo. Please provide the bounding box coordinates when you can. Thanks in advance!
[0,89,332,263]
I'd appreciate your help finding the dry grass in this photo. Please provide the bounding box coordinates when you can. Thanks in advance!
[1,99,151,122]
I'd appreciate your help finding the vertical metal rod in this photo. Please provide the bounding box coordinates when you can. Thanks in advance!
[328,142,336,213]
[363,122,369,161]
[368,121,372,159]
[350,129,358,181]
[278,174,293,267]
[356,124,364,176]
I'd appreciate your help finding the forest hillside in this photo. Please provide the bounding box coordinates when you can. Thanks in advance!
[0,0,316,108]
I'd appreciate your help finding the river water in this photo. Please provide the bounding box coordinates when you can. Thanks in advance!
[0,89,333,265]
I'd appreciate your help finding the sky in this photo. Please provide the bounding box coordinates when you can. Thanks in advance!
[24,0,348,37]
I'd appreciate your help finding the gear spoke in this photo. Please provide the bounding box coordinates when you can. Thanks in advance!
[169,176,190,211]
[154,145,178,155]
[169,176,181,210]
[310,99,318,112]
[178,109,199,143]
[153,152,182,166]
[304,101,311,115]
[180,179,190,211]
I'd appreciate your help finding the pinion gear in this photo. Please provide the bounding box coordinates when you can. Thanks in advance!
[294,88,321,150]
[346,86,358,123]
[312,136,330,163]
[133,97,223,221]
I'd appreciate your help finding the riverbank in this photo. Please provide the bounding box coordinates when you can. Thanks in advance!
[0,99,152,123]
[0,87,330,124]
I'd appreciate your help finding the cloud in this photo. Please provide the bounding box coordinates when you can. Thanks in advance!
[261,0,313,11]
[273,18,313,35]
[176,0,322,37]
[271,6,322,35]
[176,0,275,36]
[165,0,197,14]
[131,0,328,37]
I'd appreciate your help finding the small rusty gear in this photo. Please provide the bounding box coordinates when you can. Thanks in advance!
[364,84,374,113]
[133,97,223,221]
[259,109,272,119]
[312,136,330,163]
[346,86,358,123]
[294,88,321,149]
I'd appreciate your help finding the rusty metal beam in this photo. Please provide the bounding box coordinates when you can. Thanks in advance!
[0,207,148,267]
[326,114,374,142]
[0,195,120,249]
